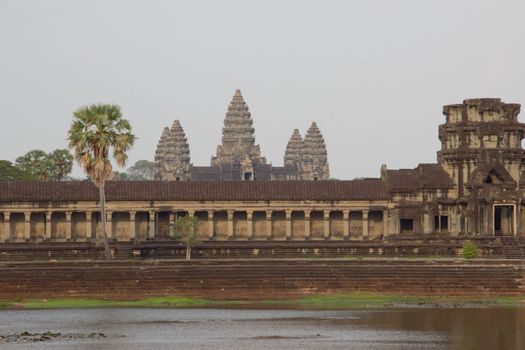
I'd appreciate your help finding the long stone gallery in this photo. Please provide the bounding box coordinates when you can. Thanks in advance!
[1,95,525,242]
[0,93,524,301]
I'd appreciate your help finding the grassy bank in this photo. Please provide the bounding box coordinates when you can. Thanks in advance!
[1,293,524,310]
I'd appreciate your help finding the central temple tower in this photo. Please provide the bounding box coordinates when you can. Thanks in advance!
[211,89,267,180]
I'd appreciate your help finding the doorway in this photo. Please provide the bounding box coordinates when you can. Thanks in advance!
[494,205,514,236]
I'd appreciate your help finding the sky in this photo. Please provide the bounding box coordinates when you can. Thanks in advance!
[1,0,525,179]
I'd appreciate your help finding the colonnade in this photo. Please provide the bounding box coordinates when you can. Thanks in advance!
[0,208,388,242]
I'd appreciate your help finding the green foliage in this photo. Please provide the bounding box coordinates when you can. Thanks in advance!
[14,149,73,181]
[462,241,479,259]
[0,160,38,181]
[173,216,203,260]
[68,104,136,187]
[127,160,155,180]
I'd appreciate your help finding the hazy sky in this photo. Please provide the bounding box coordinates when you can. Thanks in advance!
[1,0,525,179]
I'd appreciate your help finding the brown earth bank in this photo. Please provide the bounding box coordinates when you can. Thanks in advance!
[0,259,523,301]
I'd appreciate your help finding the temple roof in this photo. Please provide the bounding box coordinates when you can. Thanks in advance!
[383,164,454,192]
[0,179,388,202]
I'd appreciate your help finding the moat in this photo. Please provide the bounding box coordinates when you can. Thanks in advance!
[1,307,523,350]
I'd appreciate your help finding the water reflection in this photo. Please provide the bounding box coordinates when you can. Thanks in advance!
[0,307,523,350]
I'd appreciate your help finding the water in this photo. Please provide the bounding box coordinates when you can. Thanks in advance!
[0,307,524,350]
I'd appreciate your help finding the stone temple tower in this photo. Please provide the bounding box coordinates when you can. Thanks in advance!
[154,120,192,180]
[211,89,267,180]
[438,99,525,196]
[300,122,330,180]
[284,129,303,174]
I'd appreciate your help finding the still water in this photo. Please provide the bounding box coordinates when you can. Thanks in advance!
[0,307,524,350]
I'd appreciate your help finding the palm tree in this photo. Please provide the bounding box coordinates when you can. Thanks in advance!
[68,104,136,259]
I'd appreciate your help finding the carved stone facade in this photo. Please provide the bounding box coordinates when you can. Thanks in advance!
[154,120,191,181]
[1,98,525,243]
[154,89,330,181]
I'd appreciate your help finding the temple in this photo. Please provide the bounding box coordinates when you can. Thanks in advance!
[1,98,525,243]
[154,89,330,181]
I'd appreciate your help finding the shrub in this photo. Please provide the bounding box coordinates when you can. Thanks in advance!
[462,241,479,259]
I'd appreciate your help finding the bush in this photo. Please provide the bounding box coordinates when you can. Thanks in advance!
[462,241,479,259]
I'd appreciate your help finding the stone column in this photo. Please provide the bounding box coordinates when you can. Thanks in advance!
[169,212,175,239]
[383,209,388,236]
[65,211,72,241]
[323,210,330,239]
[304,210,311,239]
[227,210,234,239]
[343,211,350,239]
[208,211,214,240]
[24,212,31,241]
[129,211,136,242]
[85,212,92,241]
[362,210,369,239]
[45,212,52,241]
[247,210,253,240]
[148,211,156,240]
[285,210,292,240]
[266,210,272,240]
[106,212,113,240]
[3,212,10,242]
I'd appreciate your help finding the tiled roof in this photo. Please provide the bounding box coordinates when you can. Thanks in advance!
[0,179,389,202]
[384,164,453,192]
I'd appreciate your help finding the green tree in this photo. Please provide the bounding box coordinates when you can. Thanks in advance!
[68,104,136,259]
[48,149,74,180]
[15,149,73,180]
[127,160,155,180]
[173,216,202,261]
[15,150,50,180]
[0,160,38,180]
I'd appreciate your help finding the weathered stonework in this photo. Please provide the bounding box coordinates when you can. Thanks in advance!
[154,120,191,181]
[154,89,330,181]
[1,98,525,244]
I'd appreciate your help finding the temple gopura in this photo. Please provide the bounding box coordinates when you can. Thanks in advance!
[0,97,525,243]
[154,89,330,181]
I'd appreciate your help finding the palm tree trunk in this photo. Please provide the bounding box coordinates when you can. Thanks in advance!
[99,185,112,260]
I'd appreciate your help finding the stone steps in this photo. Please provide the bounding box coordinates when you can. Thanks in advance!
[0,261,522,300]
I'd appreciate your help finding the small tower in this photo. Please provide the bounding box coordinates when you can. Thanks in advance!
[284,129,303,178]
[154,120,192,180]
[300,122,330,180]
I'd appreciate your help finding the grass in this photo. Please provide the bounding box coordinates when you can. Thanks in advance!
[1,293,523,310]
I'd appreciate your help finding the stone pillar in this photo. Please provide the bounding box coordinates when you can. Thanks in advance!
[65,211,72,241]
[85,212,92,241]
[323,210,330,239]
[24,212,31,241]
[266,210,272,240]
[383,209,388,236]
[285,210,292,240]
[45,212,52,241]
[227,210,234,239]
[129,211,136,241]
[169,212,175,238]
[148,211,156,240]
[362,210,369,239]
[304,210,311,239]
[343,211,350,239]
[106,212,113,240]
[3,212,10,242]
[208,211,214,240]
[247,211,253,240]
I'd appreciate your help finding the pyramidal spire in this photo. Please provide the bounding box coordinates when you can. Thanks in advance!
[284,129,303,167]
[154,120,192,180]
[221,89,255,145]
[301,121,330,180]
